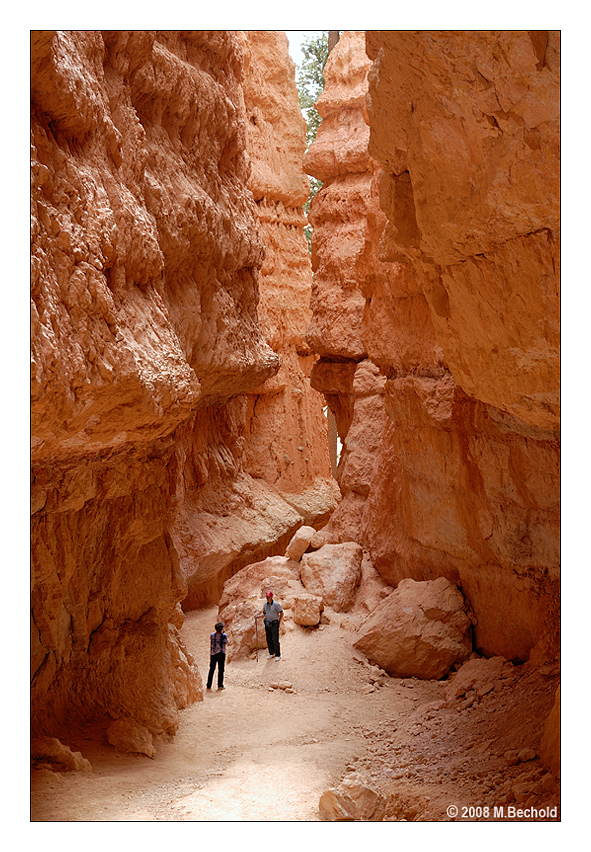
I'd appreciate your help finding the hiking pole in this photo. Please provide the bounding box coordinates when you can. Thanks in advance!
[254,616,259,662]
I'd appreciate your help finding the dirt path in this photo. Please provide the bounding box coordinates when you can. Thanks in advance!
[30,606,560,822]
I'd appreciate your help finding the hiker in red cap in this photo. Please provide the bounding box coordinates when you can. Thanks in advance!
[255,590,283,660]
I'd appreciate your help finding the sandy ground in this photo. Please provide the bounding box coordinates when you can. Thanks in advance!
[30,606,560,823]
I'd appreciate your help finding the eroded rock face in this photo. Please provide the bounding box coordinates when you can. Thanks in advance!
[539,685,560,775]
[239,32,336,497]
[31,31,278,464]
[30,31,336,738]
[31,29,264,738]
[304,31,560,664]
[365,30,560,431]
[169,31,339,609]
[304,33,393,547]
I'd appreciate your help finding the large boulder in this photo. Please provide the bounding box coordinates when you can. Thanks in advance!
[292,593,324,626]
[107,718,155,758]
[285,525,317,561]
[218,556,305,660]
[353,576,473,679]
[300,542,363,612]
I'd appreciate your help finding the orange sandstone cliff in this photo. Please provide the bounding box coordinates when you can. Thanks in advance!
[30,30,335,738]
[168,31,338,610]
[305,31,559,665]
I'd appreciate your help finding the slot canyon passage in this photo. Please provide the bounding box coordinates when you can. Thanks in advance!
[30,31,560,823]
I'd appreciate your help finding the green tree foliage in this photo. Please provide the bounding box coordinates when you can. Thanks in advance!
[297,31,328,149]
[296,32,329,251]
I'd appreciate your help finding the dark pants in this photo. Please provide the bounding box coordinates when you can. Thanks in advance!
[207,651,226,688]
[265,620,281,657]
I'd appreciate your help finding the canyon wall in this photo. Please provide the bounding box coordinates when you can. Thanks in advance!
[305,31,560,663]
[170,31,338,610]
[30,30,335,738]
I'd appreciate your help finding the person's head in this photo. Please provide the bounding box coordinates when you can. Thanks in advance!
[215,622,224,633]
[265,590,273,602]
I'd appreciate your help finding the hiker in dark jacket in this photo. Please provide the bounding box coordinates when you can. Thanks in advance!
[207,621,228,690]
[255,590,283,660]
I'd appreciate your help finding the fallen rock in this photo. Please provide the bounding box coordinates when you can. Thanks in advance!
[353,552,390,615]
[444,655,514,702]
[286,526,317,561]
[319,774,387,821]
[457,692,477,711]
[220,594,269,661]
[219,556,302,615]
[353,576,472,679]
[292,593,324,626]
[513,781,532,803]
[31,736,91,772]
[218,556,306,660]
[518,748,537,763]
[269,681,293,691]
[300,542,363,612]
[106,718,155,758]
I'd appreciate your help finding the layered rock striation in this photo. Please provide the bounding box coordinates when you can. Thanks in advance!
[170,32,338,609]
[240,32,334,494]
[31,30,335,739]
[304,32,392,546]
[304,31,560,664]
[365,30,560,431]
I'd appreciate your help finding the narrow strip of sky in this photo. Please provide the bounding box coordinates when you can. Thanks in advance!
[285,31,320,66]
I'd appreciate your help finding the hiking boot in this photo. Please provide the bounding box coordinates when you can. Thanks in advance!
[275,656,281,661]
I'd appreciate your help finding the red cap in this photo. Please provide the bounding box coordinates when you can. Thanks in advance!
[266,590,273,597]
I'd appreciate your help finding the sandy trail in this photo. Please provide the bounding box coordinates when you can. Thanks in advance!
[31,606,430,821]
[30,606,559,822]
